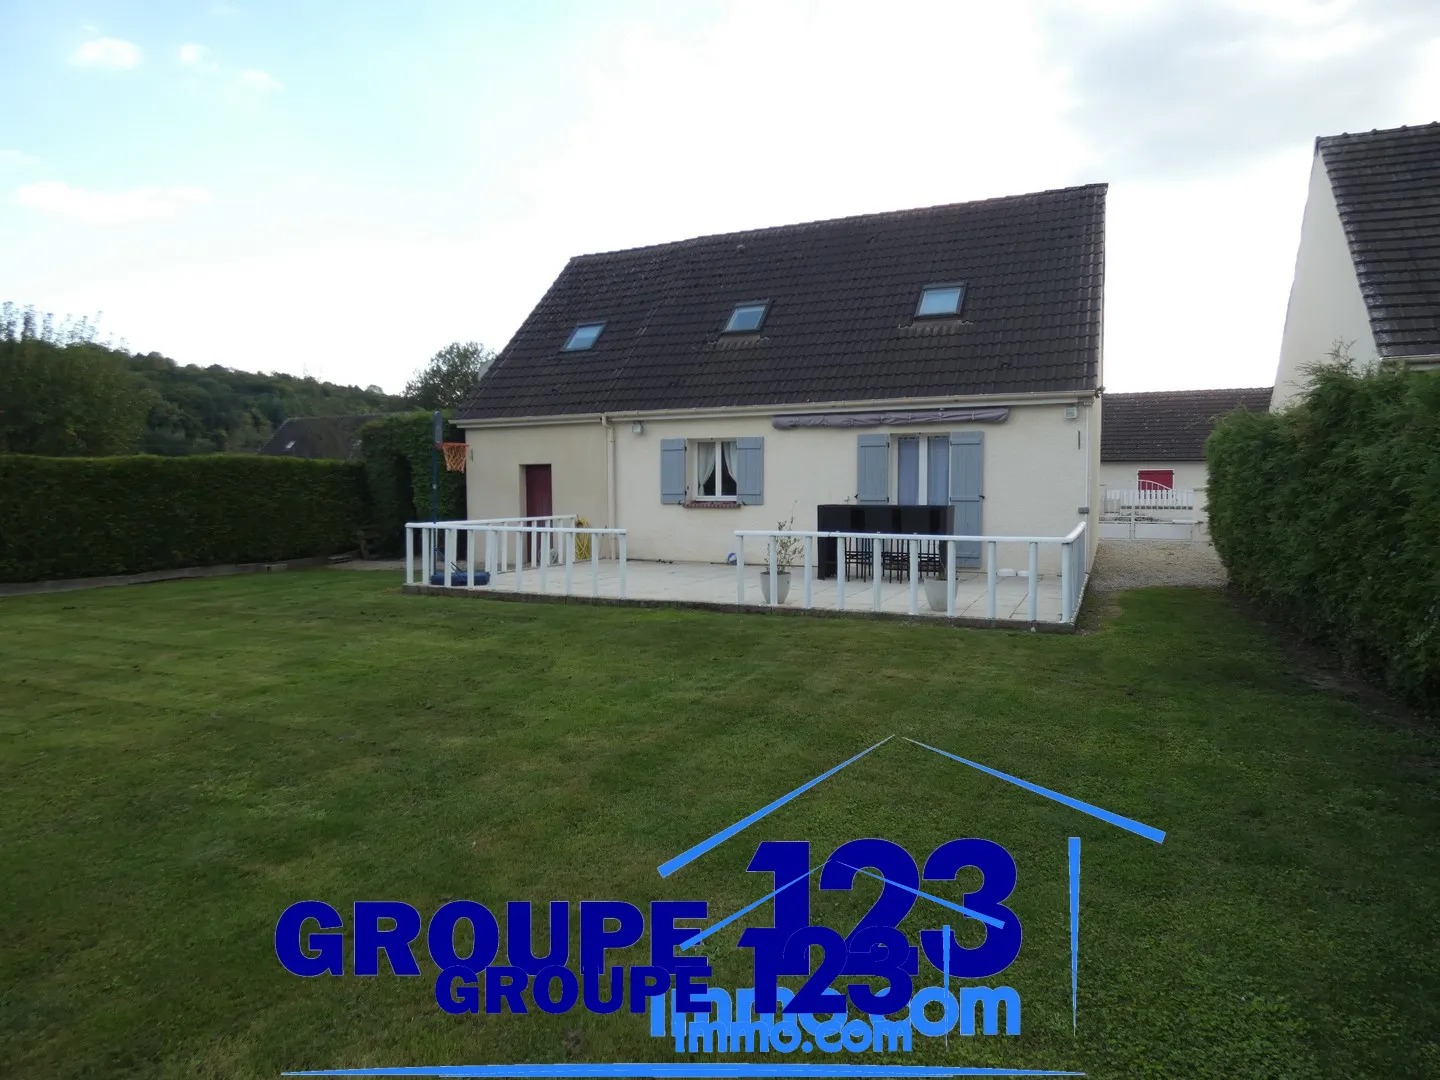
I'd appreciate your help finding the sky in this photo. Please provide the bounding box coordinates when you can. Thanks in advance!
[2,0,1438,395]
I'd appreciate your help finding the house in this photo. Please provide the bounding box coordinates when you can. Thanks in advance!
[1099,388,1272,533]
[258,414,384,460]
[455,185,1105,577]
[1272,122,1440,410]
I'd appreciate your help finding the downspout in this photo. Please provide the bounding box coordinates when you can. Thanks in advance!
[1083,399,1093,567]
[601,414,616,553]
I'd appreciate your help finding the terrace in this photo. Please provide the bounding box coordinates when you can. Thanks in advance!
[402,516,1089,626]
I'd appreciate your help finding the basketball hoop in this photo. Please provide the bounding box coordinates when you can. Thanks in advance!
[439,442,468,472]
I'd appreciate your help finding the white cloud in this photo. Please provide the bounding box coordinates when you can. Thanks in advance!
[71,37,142,70]
[238,69,282,92]
[0,148,40,170]
[13,181,212,225]
[179,43,208,66]
[1404,36,1440,119]
[12,0,1413,394]
[508,0,1088,258]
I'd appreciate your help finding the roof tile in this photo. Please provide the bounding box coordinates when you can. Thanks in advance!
[1101,389,1273,462]
[460,185,1105,420]
[1319,123,1440,358]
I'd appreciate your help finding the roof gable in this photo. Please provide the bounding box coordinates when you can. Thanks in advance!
[259,415,383,459]
[459,185,1106,420]
[1319,123,1440,359]
[1101,388,1273,462]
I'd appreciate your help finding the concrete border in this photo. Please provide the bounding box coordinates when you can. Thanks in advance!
[0,555,350,598]
[400,582,1079,634]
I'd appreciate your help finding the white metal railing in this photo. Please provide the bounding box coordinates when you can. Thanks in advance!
[733,524,1089,624]
[404,518,628,598]
[410,515,581,573]
[1103,488,1196,513]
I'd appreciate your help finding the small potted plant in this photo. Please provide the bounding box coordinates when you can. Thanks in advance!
[759,511,802,604]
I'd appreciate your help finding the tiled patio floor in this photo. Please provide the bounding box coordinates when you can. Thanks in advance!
[409,559,1068,624]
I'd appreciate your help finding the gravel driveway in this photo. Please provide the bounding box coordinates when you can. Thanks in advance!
[1088,540,1229,592]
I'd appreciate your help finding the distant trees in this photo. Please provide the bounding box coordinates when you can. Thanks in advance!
[0,337,151,455]
[1,301,417,457]
[0,301,116,349]
[1,303,505,457]
[404,341,495,410]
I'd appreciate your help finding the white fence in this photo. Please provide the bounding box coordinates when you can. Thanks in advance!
[1102,488,1197,513]
[1100,489,1207,542]
[405,517,629,597]
[733,523,1088,624]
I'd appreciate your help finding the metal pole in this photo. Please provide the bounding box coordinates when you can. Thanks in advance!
[431,410,441,526]
[430,411,442,576]
[946,540,956,618]
[1027,542,1039,624]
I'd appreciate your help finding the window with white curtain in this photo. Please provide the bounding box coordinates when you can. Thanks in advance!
[694,439,738,499]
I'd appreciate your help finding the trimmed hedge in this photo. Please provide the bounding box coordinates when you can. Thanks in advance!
[358,412,466,555]
[1207,363,1440,709]
[0,453,367,583]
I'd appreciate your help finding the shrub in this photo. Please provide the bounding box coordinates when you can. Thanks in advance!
[358,412,466,555]
[1207,361,1440,709]
[0,454,367,582]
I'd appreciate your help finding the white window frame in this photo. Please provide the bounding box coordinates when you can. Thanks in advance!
[692,438,740,500]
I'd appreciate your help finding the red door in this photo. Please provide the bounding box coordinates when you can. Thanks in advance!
[523,464,552,565]
[1137,469,1174,491]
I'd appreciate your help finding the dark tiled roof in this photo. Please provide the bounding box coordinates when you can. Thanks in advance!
[459,185,1106,420]
[1319,123,1440,358]
[258,415,384,459]
[1101,388,1273,462]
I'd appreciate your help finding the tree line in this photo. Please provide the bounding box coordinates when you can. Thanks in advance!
[0,302,496,457]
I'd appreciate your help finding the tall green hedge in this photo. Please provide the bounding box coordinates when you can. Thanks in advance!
[358,412,466,554]
[0,453,367,583]
[1207,363,1440,708]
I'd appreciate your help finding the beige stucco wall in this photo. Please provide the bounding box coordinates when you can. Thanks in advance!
[1099,461,1210,515]
[464,401,1098,574]
[626,403,1093,573]
[463,420,608,530]
[1087,395,1101,557]
[1272,151,1378,411]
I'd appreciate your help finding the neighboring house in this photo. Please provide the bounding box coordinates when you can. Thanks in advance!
[455,185,1105,573]
[258,415,384,460]
[1273,122,1440,410]
[1099,388,1272,519]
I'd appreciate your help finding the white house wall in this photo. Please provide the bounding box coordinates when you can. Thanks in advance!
[464,422,609,526]
[1272,151,1378,411]
[465,402,1096,575]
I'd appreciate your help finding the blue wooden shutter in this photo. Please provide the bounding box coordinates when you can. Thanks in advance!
[948,431,983,565]
[897,437,920,505]
[857,434,890,504]
[660,439,686,504]
[735,437,764,505]
[927,435,949,504]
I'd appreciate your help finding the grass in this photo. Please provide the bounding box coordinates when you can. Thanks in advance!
[1,570,1437,1079]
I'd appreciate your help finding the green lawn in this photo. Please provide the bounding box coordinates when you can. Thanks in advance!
[1,571,1437,1079]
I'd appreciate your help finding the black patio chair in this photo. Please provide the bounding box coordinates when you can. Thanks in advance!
[843,537,874,580]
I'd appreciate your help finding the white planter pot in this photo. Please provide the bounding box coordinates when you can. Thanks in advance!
[925,578,952,612]
[759,571,792,604]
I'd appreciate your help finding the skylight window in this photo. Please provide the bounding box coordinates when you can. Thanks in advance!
[915,283,965,318]
[723,301,769,334]
[564,323,605,351]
